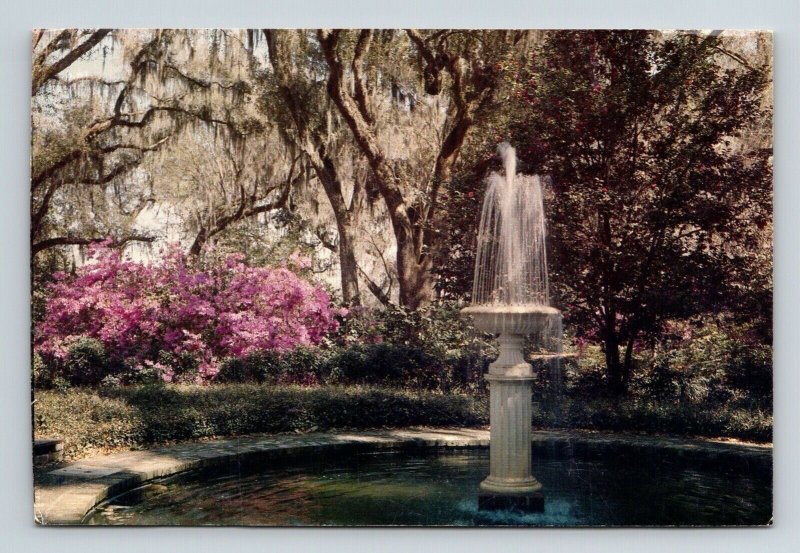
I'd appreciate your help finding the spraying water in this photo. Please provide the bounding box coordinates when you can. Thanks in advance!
[470,142,564,398]
[472,143,550,307]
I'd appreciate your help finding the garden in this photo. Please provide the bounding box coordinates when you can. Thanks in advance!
[32,246,771,462]
[31,29,772,467]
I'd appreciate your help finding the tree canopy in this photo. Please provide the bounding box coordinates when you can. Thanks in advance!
[504,30,772,392]
[31,29,773,394]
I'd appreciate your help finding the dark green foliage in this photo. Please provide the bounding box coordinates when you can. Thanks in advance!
[119,361,165,386]
[633,320,772,407]
[725,342,772,401]
[542,318,773,442]
[215,354,267,383]
[64,337,111,387]
[33,385,488,460]
[327,343,436,386]
[534,397,772,443]
[330,302,494,391]
[215,350,282,383]
[33,376,772,464]
[510,31,772,394]
[217,348,330,385]
[216,343,478,390]
[278,347,331,384]
[156,351,201,384]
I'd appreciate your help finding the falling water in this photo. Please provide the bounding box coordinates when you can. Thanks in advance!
[471,142,564,404]
[472,143,550,307]
[543,313,564,413]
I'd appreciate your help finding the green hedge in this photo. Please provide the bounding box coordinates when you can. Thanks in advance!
[533,397,772,443]
[33,384,489,460]
[215,343,473,390]
[33,383,771,463]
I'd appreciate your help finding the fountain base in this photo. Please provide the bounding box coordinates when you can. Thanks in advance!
[479,474,544,512]
[478,489,545,513]
[480,371,545,513]
[460,305,561,516]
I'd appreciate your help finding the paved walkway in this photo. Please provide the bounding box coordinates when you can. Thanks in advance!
[33,428,771,525]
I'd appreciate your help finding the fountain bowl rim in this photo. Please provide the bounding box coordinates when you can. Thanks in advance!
[460,304,561,316]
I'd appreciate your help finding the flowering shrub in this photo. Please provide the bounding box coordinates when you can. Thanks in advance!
[34,242,340,384]
[328,302,497,391]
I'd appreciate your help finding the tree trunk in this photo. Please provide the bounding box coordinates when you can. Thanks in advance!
[622,334,636,389]
[334,213,362,306]
[188,227,209,257]
[321,36,427,308]
[319,29,483,310]
[265,30,364,307]
[316,157,362,307]
[603,330,627,396]
[396,237,433,309]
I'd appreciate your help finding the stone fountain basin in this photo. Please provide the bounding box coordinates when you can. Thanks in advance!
[461,304,561,335]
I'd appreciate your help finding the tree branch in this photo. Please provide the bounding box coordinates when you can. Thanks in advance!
[32,233,154,255]
[32,29,71,76]
[352,29,374,125]
[188,170,295,256]
[163,63,243,91]
[357,264,392,307]
[32,29,111,95]
[317,29,410,232]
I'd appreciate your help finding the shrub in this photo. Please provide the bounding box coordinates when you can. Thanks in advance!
[33,384,489,460]
[217,345,444,387]
[32,381,772,464]
[215,355,264,384]
[64,337,110,386]
[331,302,495,391]
[34,242,340,384]
[276,347,330,385]
[725,342,772,402]
[156,350,202,384]
[530,395,772,443]
[327,343,437,387]
[633,320,771,407]
[32,351,50,389]
[566,319,772,411]
[216,348,329,384]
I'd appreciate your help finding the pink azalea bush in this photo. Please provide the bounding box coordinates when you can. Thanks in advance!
[34,243,340,382]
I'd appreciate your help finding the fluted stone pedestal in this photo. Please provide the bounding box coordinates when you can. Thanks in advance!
[478,334,544,512]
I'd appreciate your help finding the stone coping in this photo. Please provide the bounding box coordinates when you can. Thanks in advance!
[33,428,772,525]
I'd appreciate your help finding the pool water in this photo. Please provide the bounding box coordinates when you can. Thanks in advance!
[85,446,772,526]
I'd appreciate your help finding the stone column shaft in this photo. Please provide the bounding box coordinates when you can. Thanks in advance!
[479,333,543,507]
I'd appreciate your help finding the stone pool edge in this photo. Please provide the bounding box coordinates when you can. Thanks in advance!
[33,428,771,525]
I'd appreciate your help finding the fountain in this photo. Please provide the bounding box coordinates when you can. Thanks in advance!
[67,143,773,527]
[462,142,561,512]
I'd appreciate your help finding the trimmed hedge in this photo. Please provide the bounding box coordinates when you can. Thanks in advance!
[33,384,489,460]
[215,344,467,390]
[33,383,771,463]
[532,397,772,444]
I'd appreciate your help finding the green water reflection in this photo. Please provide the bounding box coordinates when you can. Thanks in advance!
[85,447,771,526]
